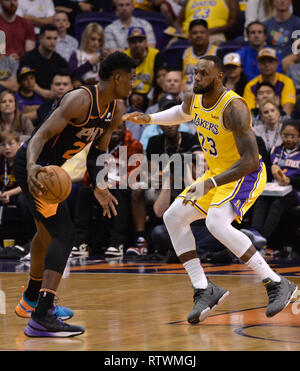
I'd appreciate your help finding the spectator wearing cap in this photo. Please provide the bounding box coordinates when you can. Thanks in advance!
[172,0,240,45]
[15,66,44,120]
[0,31,18,93]
[124,26,167,97]
[223,53,248,96]
[139,93,195,150]
[237,21,283,82]
[0,0,35,60]
[243,47,296,116]
[104,0,156,53]
[174,19,218,93]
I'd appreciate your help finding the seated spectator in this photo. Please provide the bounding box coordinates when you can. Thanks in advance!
[33,69,73,126]
[264,0,300,69]
[241,120,300,250]
[243,47,296,116]
[244,0,274,28]
[223,52,248,96]
[0,90,34,136]
[15,67,44,120]
[251,81,290,127]
[0,130,35,243]
[146,70,183,114]
[253,98,283,152]
[140,94,195,150]
[124,26,167,96]
[0,0,35,60]
[173,0,240,44]
[19,24,68,98]
[104,0,156,53]
[176,19,218,92]
[151,148,226,262]
[237,21,283,82]
[73,120,145,257]
[0,46,18,93]
[147,65,168,106]
[69,23,104,85]
[53,10,78,62]
[16,0,56,35]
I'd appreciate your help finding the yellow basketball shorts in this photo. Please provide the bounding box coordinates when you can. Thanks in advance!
[177,158,267,223]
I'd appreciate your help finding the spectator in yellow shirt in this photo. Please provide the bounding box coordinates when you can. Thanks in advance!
[243,47,296,116]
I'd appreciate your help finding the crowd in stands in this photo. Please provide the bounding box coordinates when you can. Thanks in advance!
[0,0,300,262]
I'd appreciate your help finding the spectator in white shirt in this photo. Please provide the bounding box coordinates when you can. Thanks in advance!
[16,0,56,34]
[53,11,78,62]
[104,0,156,53]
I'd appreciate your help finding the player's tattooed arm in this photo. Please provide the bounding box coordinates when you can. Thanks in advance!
[213,98,260,187]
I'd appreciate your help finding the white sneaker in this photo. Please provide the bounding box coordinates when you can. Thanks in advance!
[71,243,88,256]
[105,244,124,257]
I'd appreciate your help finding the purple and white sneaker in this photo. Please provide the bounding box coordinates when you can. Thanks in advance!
[24,307,85,338]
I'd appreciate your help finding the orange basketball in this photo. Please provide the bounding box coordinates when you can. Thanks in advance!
[37,165,72,204]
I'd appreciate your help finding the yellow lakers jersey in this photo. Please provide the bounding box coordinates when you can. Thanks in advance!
[133,0,155,11]
[124,47,159,94]
[182,45,218,91]
[192,89,250,174]
[182,0,230,35]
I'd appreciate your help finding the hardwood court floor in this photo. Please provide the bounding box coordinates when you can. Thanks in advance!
[0,258,300,351]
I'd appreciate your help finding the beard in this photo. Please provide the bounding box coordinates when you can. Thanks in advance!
[3,3,17,16]
[193,80,215,95]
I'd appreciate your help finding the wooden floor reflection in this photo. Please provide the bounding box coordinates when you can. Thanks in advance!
[0,271,300,351]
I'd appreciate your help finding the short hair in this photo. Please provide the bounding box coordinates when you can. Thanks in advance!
[189,19,208,32]
[256,81,276,94]
[246,21,267,36]
[99,51,137,80]
[258,97,279,113]
[281,119,300,135]
[0,130,20,144]
[52,68,72,82]
[39,24,58,36]
[199,55,224,72]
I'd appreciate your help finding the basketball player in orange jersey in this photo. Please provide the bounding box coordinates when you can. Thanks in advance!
[124,55,297,324]
[13,51,137,337]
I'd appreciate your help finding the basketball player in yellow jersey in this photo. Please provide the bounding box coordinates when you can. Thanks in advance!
[124,55,297,324]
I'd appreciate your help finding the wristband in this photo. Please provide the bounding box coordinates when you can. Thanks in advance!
[148,115,152,124]
[210,177,217,188]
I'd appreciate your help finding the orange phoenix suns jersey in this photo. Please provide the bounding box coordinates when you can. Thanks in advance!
[191,89,250,175]
[32,85,117,167]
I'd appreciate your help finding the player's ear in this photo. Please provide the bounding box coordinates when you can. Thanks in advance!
[114,72,122,85]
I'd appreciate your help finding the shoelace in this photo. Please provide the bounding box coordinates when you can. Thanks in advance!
[266,283,280,303]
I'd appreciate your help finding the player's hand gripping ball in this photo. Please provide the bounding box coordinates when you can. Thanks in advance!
[37,165,72,204]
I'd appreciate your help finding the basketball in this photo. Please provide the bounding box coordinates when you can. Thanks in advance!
[37,165,72,204]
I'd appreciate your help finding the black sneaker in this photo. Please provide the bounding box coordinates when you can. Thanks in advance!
[263,275,298,317]
[187,280,229,324]
[24,307,85,337]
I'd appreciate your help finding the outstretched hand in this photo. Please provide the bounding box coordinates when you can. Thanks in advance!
[122,112,151,124]
[94,187,118,219]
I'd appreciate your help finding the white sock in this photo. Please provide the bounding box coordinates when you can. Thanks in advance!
[183,258,208,289]
[246,251,281,282]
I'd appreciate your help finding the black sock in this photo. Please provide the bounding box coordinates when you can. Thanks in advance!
[35,289,56,317]
[24,275,42,302]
